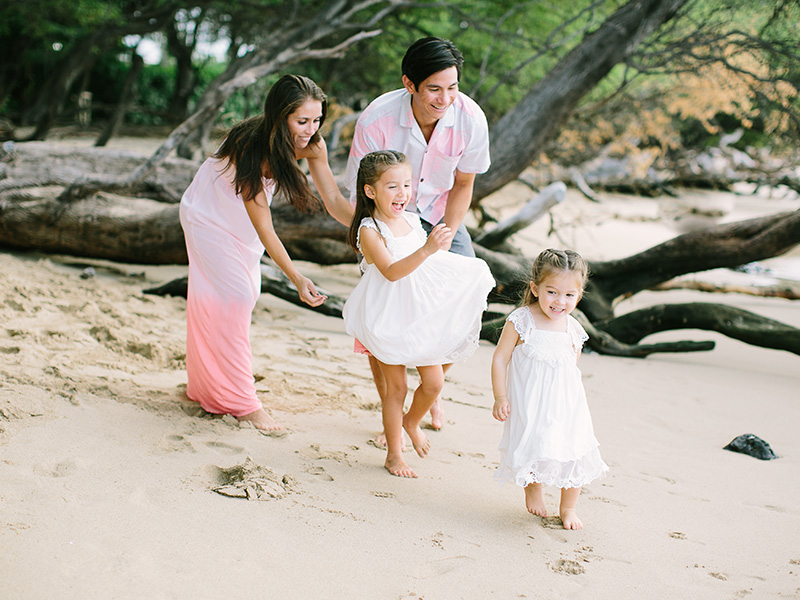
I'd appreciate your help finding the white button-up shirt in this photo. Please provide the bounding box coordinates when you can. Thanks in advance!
[345,88,491,225]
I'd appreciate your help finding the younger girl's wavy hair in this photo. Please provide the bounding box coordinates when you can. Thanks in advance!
[346,150,409,251]
[214,74,326,211]
[522,248,589,306]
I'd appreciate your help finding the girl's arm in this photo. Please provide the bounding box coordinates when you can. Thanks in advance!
[298,138,354,227]
[245,190,326,307]
[360,223,451,282]
[491,321,519,422]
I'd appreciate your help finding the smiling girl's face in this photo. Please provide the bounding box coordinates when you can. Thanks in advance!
[531,270,583,323]
[365,163,413,220]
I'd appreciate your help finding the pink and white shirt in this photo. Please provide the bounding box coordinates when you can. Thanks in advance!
[345,88,491,226]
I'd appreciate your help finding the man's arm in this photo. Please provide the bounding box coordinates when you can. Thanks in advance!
[441,169,476,231]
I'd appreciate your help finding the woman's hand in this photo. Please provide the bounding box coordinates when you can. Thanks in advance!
[295,275,327,307]
[423,223,452,255]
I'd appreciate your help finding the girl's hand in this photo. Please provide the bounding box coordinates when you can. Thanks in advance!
[492,397,511,422]
[295,276,327,307]
[424,223,452,255]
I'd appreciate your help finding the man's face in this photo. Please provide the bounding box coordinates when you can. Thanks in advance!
[403,66,459,127]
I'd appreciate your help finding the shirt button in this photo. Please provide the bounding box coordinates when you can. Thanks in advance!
[420,178,424,182]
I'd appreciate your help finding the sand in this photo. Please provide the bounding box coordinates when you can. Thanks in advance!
[1,166,799,599]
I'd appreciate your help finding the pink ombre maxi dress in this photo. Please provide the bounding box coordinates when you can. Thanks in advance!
[179,157,272,417]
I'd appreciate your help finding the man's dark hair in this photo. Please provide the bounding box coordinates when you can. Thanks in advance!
[401,36,464,89]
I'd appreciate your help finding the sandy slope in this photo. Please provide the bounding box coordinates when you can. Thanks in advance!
[1,180,799,599]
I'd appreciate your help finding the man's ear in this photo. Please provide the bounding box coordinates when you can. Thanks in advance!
[402,75,416,95]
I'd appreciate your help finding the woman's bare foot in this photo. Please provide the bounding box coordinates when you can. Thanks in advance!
[560,507,583,530]
[524,483,547,517]
[385,454,417,478]
[402,414,431,457]
[238,408,286,434]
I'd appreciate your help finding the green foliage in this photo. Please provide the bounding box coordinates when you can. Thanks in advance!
[1,0,796,158]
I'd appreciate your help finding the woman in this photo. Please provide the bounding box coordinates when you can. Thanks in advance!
[179,74,352,432]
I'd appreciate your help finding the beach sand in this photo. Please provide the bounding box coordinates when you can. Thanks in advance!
[1,166,799,599]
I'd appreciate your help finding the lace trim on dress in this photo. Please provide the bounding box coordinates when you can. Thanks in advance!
[516,338,575,368]
[495,449,609,489]
[507,307,532,341]
[356,217,392,273]
[568,317,589,353]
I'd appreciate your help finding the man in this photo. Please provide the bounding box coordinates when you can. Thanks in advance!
[346,36,491,433]
[346,36,490,257]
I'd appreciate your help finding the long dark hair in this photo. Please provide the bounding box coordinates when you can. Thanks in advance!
[214,74,326,212]
[346,150,408,251]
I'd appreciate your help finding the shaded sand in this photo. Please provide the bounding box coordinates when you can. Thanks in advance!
[1,182,800,599]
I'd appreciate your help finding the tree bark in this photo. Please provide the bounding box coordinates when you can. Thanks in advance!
[597,303,800,355]
[584,209,800,320]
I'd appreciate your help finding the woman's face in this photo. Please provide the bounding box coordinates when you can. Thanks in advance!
[287,98,323,149]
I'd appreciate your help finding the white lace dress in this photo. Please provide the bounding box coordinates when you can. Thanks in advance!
[342,212,495,367]
[495,306,608,488]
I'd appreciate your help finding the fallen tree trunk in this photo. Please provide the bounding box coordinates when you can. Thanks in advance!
[652,279,800,300]
[584,208,800,321]
[597,302,800,355]
[0,183,351,265]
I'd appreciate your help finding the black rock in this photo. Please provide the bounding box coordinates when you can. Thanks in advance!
[723,434,778,460]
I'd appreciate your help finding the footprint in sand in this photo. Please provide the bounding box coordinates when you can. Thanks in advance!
[160,434,196,453]
[370,490,395,499]
[304,465,334,481]
[548,558,585,576]
[205,441,244,455]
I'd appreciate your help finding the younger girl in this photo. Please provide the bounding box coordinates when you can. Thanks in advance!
[491,249,608,529]
[343,151,494,478]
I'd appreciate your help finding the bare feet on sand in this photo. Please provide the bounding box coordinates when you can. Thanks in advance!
[385,454,417,478]
[374,430,408,450]
[238,408,287,436]
[402,414,431,458]
[524,483,547,517]
[429,398,444,430]
[559,507,584,530]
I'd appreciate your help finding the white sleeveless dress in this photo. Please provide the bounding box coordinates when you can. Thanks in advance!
[342,212,495,367]
[495,306,609,488]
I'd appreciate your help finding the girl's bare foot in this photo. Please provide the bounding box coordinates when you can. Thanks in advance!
[402,414,431,457]
[560,507,584,530]
[524,483,547,517]
[385,454,417,478]
[238,408,286,435]
[429,398,444,430]
[374,430,408,450]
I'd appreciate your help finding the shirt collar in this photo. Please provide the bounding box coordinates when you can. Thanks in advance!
[399,90,456,130]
